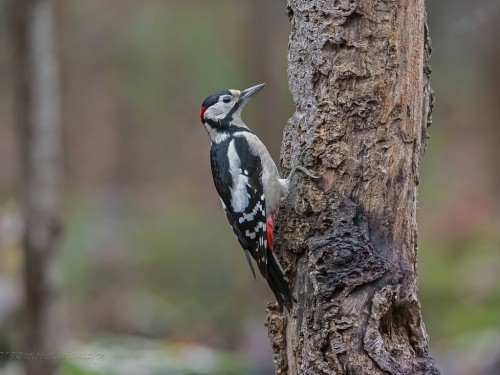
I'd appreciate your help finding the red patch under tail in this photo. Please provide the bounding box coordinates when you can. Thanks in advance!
[266,213,276,250]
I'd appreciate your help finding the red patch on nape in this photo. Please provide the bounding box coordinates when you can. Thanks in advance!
[266,214,275,250]
[200,106,206,121]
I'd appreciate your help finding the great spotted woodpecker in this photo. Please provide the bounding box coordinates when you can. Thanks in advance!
[200,83,318,310]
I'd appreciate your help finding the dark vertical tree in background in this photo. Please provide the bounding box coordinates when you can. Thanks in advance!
[10,0,62,374]
[266,0,440,374]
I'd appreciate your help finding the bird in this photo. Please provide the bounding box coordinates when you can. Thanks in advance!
[200,83,318,310]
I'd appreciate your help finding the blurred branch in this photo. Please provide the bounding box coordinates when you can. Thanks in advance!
[9,0,63,374]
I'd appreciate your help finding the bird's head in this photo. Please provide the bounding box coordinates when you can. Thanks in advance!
[200,83,265,129]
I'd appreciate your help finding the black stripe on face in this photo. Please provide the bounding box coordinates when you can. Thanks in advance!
[204,117,229,130]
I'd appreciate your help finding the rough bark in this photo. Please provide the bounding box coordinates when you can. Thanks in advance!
[265,1,439,374]
[10,0,62,374]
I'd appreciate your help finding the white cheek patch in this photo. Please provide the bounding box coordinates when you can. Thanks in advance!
[204,94,239,122]
[204,102,230,121]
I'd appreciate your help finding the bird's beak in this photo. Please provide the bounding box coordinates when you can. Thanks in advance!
[239,83,265,103]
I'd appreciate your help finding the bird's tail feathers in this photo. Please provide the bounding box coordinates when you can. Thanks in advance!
[266,252,293,311]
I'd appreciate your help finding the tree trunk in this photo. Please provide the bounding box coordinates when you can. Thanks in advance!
[266,1,439,374]
[10,1,62,374]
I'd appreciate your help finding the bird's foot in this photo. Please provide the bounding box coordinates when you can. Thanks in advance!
[292,165,321,179]
[286,151,321,181]
[287,164,321,181]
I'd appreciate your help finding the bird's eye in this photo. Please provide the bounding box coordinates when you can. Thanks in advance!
[222,96,231,103]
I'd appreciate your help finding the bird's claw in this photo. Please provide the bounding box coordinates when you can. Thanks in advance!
[293,165,321,179]
[287,151,321,180]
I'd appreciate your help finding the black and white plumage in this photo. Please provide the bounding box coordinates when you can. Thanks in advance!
[200,83,293,310]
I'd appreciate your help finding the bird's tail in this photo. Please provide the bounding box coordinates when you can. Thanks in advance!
[266,252,293,311]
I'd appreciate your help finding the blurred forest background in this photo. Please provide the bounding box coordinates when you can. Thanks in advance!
[0,0,499,374]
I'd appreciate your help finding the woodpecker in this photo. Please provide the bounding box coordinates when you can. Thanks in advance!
[200,83,318,310]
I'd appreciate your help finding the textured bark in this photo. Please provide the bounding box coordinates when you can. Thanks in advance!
[265,1,439,374]
[10,0,62,374]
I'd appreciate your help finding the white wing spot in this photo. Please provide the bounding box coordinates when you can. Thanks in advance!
[228,140,250,212]
[238,202,264,223]
[245,229,256,239]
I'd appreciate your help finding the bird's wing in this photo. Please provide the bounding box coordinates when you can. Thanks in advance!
[210,136,268,278]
